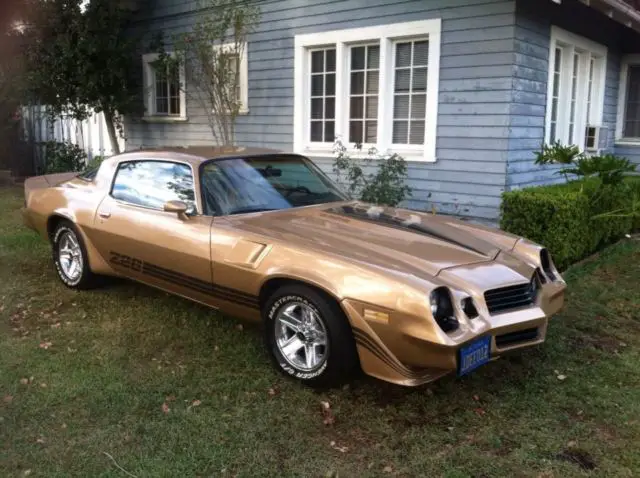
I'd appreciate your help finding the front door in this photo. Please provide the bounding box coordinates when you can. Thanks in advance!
[88,160,216,305]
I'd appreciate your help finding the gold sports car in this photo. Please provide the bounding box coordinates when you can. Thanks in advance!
[22,147,566,387]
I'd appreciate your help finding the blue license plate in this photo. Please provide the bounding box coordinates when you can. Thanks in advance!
[458,336,491,376]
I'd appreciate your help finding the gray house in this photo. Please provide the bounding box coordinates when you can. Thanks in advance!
[125,0,640,221]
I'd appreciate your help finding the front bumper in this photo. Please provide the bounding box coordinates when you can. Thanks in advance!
[342,281,566,386]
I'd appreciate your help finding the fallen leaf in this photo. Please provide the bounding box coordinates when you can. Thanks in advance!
[472,394,480,401]
[23,470,32,476]
[236,324,243,331]
[474,407,486,416]
[161,402,170,414]
[3,395,13,404]
[557,375,567,381]
[192,399,201,407]
[165,395,176,402]
[20,378,29,385]
[61,423,67,429]
[320,400,335,426]
[567,440,577,447]
[36,436,45,444]
[330,440,348,453]
[51,323,61,329]
[214,345,219,352]
[383,465,393,473]
[268,387,277,397]
[40,383,47,388]
[39,341,52,350]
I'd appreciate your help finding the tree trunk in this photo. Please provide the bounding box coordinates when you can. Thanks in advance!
[104,109,121,155]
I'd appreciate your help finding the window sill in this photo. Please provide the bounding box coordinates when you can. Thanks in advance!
[615,139,640,147]
[142,115,188,123]
[300,148,436,163]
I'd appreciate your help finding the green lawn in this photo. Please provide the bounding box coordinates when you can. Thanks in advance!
[1,186,639,478]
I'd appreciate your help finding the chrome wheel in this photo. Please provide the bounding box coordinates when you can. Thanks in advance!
[275,302,328,371]
[57,231,83,282]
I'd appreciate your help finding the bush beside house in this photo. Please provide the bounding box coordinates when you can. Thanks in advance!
[501,177,640,270]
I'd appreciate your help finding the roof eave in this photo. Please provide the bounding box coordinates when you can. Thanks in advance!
[579,0,640,33]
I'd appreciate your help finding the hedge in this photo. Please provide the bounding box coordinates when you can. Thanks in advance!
[500,177,640,270]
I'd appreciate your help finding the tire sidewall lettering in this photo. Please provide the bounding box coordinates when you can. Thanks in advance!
[268,294,329,381]
[53,226,82,287]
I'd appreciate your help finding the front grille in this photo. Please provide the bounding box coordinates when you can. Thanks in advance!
[484,280,536,314]
[495,328,539,348]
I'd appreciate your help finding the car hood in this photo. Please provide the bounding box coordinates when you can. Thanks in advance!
[227,202,519,277]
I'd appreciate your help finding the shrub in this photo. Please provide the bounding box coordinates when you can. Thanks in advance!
[332,140,411,207]
[43,141,87,173]
[501,178,639,270]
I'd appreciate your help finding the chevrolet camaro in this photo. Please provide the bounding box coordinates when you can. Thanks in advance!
[22,147,566,387]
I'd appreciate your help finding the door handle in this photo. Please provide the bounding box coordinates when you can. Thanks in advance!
[99,211,111,219]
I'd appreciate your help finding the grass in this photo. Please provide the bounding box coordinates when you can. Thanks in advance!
[1,186,639,477]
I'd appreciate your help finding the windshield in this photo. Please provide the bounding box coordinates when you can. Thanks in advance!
[200,154,348,215]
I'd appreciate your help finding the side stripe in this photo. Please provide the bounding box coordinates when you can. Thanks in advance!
[352,328,425,379]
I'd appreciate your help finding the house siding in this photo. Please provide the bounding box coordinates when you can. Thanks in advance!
[126,0,517,220]
[507,0,627,189]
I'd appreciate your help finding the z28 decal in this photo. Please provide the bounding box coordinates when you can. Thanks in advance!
[108,251,259,308]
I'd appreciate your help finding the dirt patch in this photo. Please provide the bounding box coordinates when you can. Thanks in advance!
[555,448,597,471]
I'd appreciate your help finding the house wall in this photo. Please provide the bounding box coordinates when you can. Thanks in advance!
[125,0,520,220]
[507,0,629,189]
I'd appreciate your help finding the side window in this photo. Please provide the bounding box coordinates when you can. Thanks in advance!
[111,161,196,212]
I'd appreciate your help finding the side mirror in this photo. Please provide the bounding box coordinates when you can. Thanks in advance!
[164,200,188,217]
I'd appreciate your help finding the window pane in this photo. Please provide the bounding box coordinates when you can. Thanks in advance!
[351,46,366,70]
[392,120,409,144]
[325,121,335,142]
[311,98,323,119]
[395,69,411,92]
[326,73,336,95]
[411,94,426,119]
[311,51,324,73]
[112,161,195,211]
[412,67,428,92]
[366,70,379,94]
[367,46,380,69]
[350,97,364,119]
[350,71,365,94]
[393,95,410,119]
[325,97,335,119]
[156,97,168,114]
[170,97,180,115]
[409,120,425,145]
[365,120,377,142]
[311,75,324,96]
[366,97,378,119]
[326,49,336,72]
[310,121,323,142]
[396,42,411,67]
[349,121,363,144]
[624,65,640,137]
[413,41,429,66]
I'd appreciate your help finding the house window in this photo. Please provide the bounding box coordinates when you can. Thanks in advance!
[213,42,249,114]
[310,48,336,143]
[545,27,607,150]
[142,53,187,121]
[616,55,640,142]
[294,19,442,162]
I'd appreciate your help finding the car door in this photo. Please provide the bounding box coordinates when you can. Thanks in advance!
[89,159,217,305]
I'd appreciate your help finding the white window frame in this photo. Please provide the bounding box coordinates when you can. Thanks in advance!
[294,19,441,162]
[616,54,640,144]
[544,26,607,150]
[213,42,249,114]
[142,52,187,122]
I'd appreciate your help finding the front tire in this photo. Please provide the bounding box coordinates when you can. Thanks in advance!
[51,221,97,289]
[264,285,359,388]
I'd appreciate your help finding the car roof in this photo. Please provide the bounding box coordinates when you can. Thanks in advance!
[108,146,286,167]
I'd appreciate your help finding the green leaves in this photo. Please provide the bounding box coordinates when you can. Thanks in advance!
[332,140,411,207]
[42,141,87,173]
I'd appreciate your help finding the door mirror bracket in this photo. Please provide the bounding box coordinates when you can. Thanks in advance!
[164,200,189,218]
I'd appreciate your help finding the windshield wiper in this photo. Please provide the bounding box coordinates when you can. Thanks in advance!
[228,207,281,215]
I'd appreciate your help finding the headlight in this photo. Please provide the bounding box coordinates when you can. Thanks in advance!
[540,248,558,281]
[429,287,458,333]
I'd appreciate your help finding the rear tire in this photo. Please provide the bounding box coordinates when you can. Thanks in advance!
[263,284,359,388]
[51,221,97,290]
